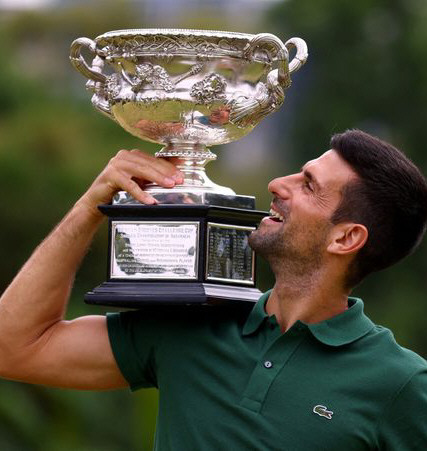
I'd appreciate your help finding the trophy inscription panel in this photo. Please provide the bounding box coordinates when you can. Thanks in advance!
[206,222,255,285]
[111,221,199,279]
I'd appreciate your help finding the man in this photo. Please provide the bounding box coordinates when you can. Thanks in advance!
[0,129,426,449]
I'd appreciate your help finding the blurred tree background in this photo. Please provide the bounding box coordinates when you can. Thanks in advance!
[0,0,425,449]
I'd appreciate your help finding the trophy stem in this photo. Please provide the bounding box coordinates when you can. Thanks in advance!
[112,142,255,206]
[142,143,236,196]
[156,143,217,162]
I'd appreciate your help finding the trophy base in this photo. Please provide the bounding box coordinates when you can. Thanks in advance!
[113,190,256,209]
[85,203,267,308]
[85,282,262,307]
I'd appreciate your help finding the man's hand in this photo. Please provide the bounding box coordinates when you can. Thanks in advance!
[0,149,181,390]
[78,149,184,216]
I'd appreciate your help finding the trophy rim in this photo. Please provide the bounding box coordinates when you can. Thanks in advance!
[96,28,255,41]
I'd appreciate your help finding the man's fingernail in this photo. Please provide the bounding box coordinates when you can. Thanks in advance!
[145,197,157,205]
[164,177,175,186]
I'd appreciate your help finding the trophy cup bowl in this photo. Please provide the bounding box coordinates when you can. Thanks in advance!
[70,29,308,205]
[70,29,308,307]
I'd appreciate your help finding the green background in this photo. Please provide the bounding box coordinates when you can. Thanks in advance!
[0,0,426,449]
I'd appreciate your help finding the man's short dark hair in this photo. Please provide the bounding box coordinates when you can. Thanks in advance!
[330,129,427,288]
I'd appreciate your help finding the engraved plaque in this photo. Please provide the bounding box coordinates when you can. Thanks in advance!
[206,222,255,285]
[111,221,199,279]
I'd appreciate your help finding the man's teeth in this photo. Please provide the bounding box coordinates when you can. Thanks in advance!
[269,208,284,221]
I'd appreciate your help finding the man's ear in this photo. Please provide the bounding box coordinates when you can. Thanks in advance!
[327,223,368,255]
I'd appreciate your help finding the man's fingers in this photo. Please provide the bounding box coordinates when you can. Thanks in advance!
[83,149,184,209]
[114,171,157,205]
[114,150,184,185]
[111,158,178,188]
[133,151,185,184]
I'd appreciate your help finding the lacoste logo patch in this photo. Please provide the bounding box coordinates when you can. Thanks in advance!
[313,405,333,420]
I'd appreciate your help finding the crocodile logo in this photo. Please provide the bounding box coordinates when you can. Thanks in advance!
[313,405,333,420]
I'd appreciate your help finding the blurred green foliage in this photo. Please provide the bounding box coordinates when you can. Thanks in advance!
[0,0,426,449]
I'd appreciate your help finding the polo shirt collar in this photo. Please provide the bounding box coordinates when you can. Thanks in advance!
[243,290,375,346]
[242,290,270,335]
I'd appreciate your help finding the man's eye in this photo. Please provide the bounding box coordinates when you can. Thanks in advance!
[304,180,314,192]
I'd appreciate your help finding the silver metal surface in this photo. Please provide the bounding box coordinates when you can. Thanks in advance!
[70,29,308,204]
[206,222,255,285]
[113,190,256,209]
[111,221,199,279]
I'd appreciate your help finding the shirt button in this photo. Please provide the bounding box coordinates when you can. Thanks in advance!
[263,360,273,369]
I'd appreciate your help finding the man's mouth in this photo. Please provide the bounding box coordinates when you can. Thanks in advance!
[269,206,285,222]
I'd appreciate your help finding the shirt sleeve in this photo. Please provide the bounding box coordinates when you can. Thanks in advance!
[377,369,427,449]
[107,310,160,391]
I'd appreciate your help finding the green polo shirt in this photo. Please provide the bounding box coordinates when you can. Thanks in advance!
[107,291,427,450]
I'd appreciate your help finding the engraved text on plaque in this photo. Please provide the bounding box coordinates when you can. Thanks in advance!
[111,221,199,279]
[206,222,255,285]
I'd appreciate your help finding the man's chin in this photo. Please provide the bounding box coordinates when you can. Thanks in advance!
[248,229,259,250]
[248,228,279,256]
[250,218,284,239]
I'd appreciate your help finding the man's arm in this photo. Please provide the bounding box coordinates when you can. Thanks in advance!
[377,369,427,449]
[0,150,183,390]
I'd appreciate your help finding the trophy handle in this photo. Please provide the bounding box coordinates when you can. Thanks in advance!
[70,38,114,118]
[70,37,106,83]
[243,33,290,87]
[285,37,308,74]
[230,34,308,127]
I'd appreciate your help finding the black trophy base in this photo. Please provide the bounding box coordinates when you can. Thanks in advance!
[85,282,262,307]
[85,203,267,308]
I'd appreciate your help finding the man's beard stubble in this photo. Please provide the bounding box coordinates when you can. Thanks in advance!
[248,216,330,278]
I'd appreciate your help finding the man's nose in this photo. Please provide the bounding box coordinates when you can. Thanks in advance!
[268,176,292,197]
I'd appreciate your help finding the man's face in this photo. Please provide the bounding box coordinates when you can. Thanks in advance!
[249,149,358,274]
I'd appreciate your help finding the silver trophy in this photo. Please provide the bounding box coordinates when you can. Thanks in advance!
[70,29,308,306]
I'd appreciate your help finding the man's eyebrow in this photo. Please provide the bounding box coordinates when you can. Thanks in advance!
[301,165,322,190]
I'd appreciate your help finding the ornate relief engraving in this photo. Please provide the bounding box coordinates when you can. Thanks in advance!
[134,63,174,92]
[104,73,122,102]
[174,63,204,84]
[99,34,243,60]
[190,73,227,104]
[229,70,285,127]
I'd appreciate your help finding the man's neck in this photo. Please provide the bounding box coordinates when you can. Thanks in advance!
[266,274,349,333]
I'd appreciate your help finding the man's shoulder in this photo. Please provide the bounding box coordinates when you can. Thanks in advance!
[362,322,427,381]
[109,302,254,334]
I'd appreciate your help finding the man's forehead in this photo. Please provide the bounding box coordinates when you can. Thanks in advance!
[303,149,357,187]
[304,149,339,167]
